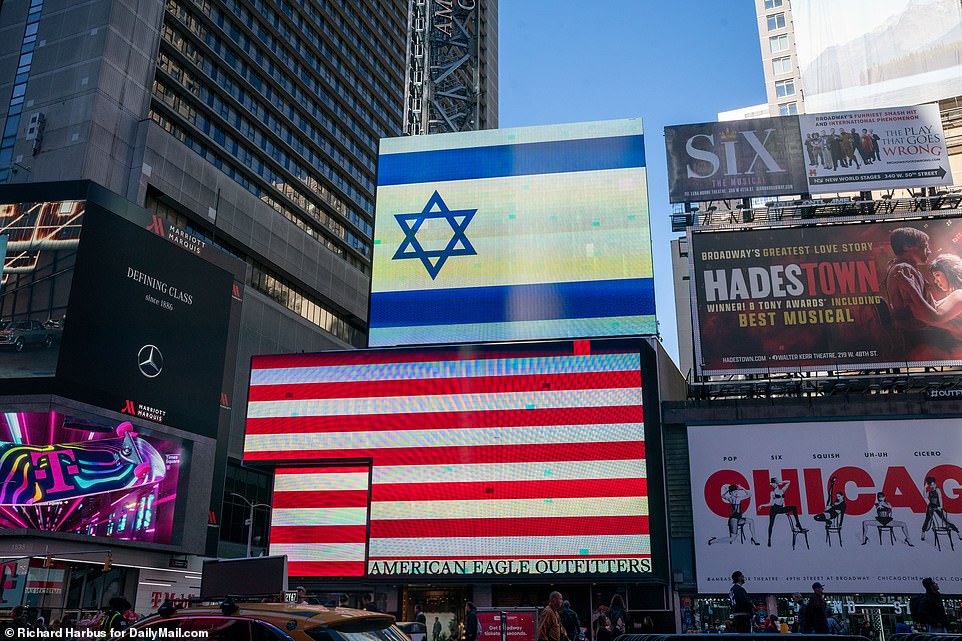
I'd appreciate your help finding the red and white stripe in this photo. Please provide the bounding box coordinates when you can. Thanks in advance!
[245,345,649,577]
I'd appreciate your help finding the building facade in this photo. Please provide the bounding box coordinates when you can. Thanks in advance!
[0,0,478,616]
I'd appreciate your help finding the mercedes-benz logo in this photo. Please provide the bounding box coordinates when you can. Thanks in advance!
[138,344,164,378]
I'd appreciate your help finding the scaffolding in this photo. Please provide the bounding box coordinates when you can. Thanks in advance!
[403,0,481,135]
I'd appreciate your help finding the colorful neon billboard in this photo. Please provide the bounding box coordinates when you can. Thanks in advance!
[0,412,182,544]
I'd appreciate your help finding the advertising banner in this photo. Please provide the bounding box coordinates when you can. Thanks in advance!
[665,117,807,203]
[247,339,655,579]
[665,105,952,202]
[0,411,182,544]
[792,0,962,113]
[688,420,962,594]
[369,119,655,347]
[478,610,538,641]
[0,199,83,378]
[690,215,962,374]
[800,104,950,192]
[58,203,234,437]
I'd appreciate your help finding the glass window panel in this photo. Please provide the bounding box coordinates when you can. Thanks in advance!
[770,34,788,53]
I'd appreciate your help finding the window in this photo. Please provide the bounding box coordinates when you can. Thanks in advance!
[775,78,796,98]
[770,34,788,53]
[772,56,792,75]
[767,13,786,30]
[765,0,783,8]
[779,102,798,116]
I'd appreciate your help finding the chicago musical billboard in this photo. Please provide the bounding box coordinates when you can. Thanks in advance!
[0,412,183,544]
[689,420,962,594]
[369,119,656,347]
[665,104,951,202]
[689,215,962,374]
[245,339,658,578]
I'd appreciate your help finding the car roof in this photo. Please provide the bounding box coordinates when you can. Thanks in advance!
[137,604,395,631]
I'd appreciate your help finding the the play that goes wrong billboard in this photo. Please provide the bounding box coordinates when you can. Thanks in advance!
[244,339,662,579]
[690,215,962,375]
[368,119,655,347]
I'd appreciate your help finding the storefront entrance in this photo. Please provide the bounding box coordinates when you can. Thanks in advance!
[401,586,472,641]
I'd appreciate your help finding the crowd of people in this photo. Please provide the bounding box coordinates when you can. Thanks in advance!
[725,570,956,635]
[0,597,139,635]
[536,590,655,641]
[804,128,881,171]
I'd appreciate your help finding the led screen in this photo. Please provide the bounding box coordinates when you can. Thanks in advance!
[368,120,655,347]
[0,199,83,378]
[0,411,182,544]
[59,203,234,437]
[689,214,962,375]
[689,420,962,593]
[0,195,236,438]
[245,340,652,578]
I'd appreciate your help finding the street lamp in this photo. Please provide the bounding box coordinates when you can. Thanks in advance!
[229,493,271,558]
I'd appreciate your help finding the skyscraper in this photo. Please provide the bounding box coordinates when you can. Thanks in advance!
[0,0,497,567]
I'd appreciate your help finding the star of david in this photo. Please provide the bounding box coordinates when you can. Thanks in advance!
[392,190,477,280]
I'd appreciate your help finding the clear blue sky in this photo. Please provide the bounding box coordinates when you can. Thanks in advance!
[498,1,767,367]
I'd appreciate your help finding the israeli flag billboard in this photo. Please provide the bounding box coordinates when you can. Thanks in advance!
[369,119,656,347]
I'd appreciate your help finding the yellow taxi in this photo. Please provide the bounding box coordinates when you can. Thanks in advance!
[129,601,406,641]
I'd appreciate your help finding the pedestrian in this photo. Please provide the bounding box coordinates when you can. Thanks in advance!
[416,604,427,625]
[296,586,310,604]
[804,583,829,634]
[434,617,443,641]
[465,602,480,641]
[919,577,950,633]
[825,608,845,635]
[362,593,382,613]
[9,606,35,630]
[559,600,582,641]
[791,593,808,633]
[592,609,612,641]
[728,571,754,633]
[894,615,911,634]
[607,595,629,638]
[763,614,780,633]
[537,591,568,641]
[101,597,133,634]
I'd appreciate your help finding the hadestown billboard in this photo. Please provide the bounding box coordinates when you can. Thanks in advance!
[688,215,962,375]
[665,103,951,203]
[689,420,962,594]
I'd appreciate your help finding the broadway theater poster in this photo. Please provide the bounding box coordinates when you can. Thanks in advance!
[690,215,962,374]
[688,420,962,594]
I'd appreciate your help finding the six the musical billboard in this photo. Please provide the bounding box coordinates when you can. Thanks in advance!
[665,103,952,203]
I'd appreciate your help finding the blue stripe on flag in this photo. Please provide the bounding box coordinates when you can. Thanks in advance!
[377,135,646,186]
[369,278,655,327]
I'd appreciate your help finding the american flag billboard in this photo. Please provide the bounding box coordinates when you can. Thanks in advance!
[243,339,657,578]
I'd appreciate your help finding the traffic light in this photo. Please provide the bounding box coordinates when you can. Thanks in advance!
[103,554,112,572]
[43,556,53,568]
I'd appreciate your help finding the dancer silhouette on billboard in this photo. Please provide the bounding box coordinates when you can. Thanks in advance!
[760,478,806,547]
[708,484,760,546]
